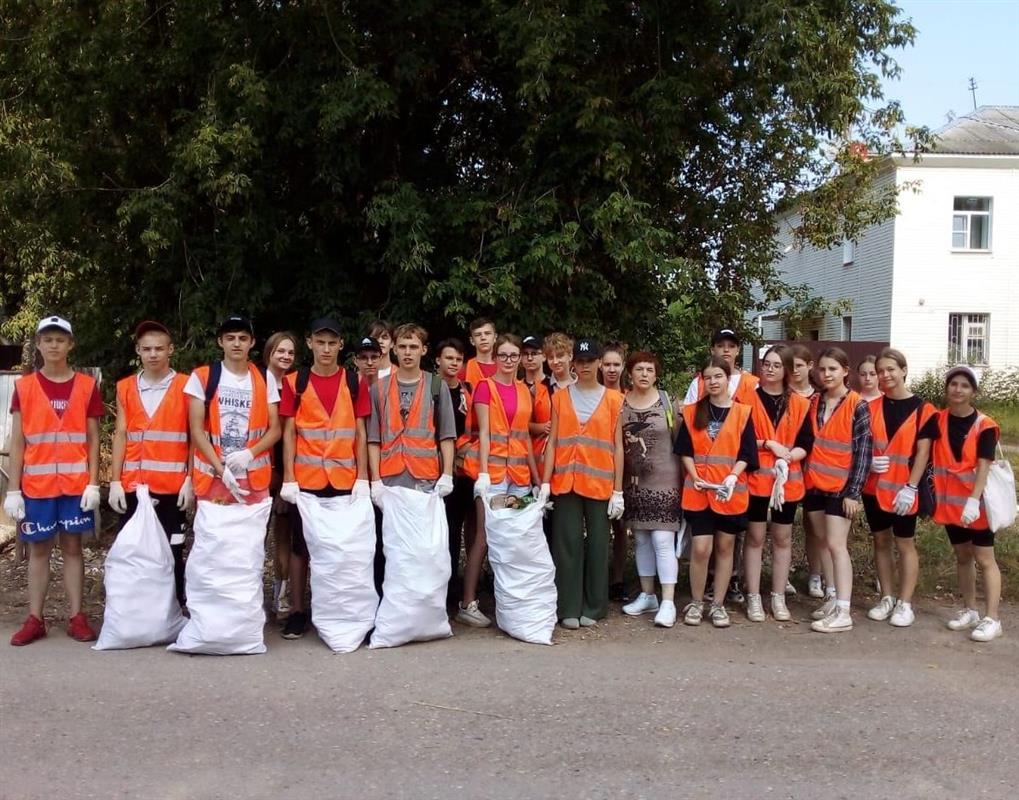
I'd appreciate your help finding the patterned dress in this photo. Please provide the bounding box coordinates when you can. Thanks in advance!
[621,395,682,530]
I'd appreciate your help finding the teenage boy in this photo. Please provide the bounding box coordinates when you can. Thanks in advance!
[682,328,759,406]
[277,318,372,639]
[6,316,103,645]
[353,334,387,594]
[354,336,383,387]
[368,324,456,499]
[184,315,280,505]
[522,334,552,456]
[109,320,193,607]
[459,318,497,386]
[543,332,576,393]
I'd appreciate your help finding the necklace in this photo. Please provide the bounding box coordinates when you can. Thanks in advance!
[709,403,726,423]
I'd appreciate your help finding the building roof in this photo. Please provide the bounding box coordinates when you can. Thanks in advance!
[932,106,1019,155]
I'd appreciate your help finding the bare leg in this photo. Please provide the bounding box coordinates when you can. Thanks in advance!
[953,542,977,609]
[744,520,766,595]
[824,514,853,602]
[59,532,85,617]
[461,497,488,606]
[712,533,736,603]
[895,536,919,604]
[689,536,713,602]
[872,529,896,598]
[808,510,834,590]
[28,539,56,619]
[973,545,1002,619]
[770,523,793,595]
[805,511,822,576]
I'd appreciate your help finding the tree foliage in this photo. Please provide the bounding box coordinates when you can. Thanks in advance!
[1,1,928,378]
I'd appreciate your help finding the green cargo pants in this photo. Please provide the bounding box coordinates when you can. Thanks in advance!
[551,491,610,621]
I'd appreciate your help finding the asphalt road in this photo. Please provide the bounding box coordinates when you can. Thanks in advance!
[1,601,1017,800]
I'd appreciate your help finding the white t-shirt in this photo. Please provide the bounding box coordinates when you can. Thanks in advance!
[378,365,392,380]
[184,364,280,456]
[137,369,177,418]
[682,373,745,406]
[569,384,605,424]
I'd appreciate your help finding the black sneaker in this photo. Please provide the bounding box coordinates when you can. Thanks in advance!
[609,582,627,602]
[725,579,745,605]
[281,610,308,640]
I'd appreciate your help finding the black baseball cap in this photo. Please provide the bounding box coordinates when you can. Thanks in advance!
[521,335,543,350]
[309,317,343,336]
[217,314,255,336]
[573,338,603,360]
[134,320,171,340]
[711,328,741,346]
[354,336,382,354]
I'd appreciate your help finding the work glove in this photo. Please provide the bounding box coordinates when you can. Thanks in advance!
[220,466,250,503]
[224,448,254,475]
[3,490,25,522]
[769,460,788,511]
[961,497,981,526]
[108,481,127,514]
[607,490,625,520]
[352,479,370,500]
[279,481,300,504]
[473,472,491,499]
[892,485,917,516]
[716,474,738,502]
[370,480,387,507]
[537,483,551,506]
[870,455,890,474]
[176,476,195,511]
[80,484,101,512]
[435,473,454,498]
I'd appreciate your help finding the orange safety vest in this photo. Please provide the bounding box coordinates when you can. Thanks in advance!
[805,391,861,494]
[192,363,272,495]
[118,372,190,494]
[747,390,809,502]
[462,379,532,484]
[697,371,759,405]
[530,379,552,456]
[453,381,474,477]
[864,397,938,513]
[289,371,358,490]
[378,373,441,481]
[931,410,998,528]
[550,387,623,501]
[681,402,752,514]
[17,372,95,499]
[464,358,495,388]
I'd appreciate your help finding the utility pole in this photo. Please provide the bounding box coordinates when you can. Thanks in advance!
[968,77,978,110]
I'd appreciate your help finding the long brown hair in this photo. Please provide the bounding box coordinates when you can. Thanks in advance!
[694,356,732,430]
[820,346,852,387]
[761,344,794,422]
[263,331,298,371]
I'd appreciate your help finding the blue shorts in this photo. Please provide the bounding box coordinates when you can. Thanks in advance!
[20,494,94,542]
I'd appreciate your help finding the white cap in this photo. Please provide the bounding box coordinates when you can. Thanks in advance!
[36,315,73,335]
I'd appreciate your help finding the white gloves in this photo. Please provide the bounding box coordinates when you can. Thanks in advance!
[473,472,491,498]
[80,484,101,512]
[176,476,194,511]
[607,490,625,520]
[961,497,981,526]
[220,466,250,502]
[224,448,254,475]
[435,474,454,498]
[892,485,917,516]
[352,479,370,500]
[370,480,387,506]
[3,490,25,522]
[773,459,789,483]
[108,481,127,513]
[279,481,300,504]
[716,474,738,502]
[769,460,788,511]
[871,455,890,474]
[537,483,551,506]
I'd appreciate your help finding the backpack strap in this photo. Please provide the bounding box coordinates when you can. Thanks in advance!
[659,389,674,432]
[203,361,223,412]
[431,372,444,444]
[292,367,312,413]
[346,368,360,402]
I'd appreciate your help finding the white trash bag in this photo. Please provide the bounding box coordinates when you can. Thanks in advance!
[484,498,557,645]
[94,485,186,650]
[984,443,1017,533]
[296,493,379,653]
[369,486,452,649]
[168,497,271,656]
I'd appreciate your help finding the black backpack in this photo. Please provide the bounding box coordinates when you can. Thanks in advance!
[204,362,359,411]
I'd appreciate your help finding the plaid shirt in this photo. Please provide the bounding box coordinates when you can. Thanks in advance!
[815,394,873,499]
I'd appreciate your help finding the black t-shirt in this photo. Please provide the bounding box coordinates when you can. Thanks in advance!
[674,405,760,471]
[448,382,470,439]
[879,395,939,441]
[755,387,814,454]
[947,411,998,462]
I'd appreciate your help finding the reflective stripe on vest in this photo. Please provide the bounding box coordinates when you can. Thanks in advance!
[747,390,809,502]
[805,391,860,494]
[461,379,532,484]
[378,373,441,481]
[550,386,623,501]
[118,372,190,493]
[680,402,752,514]
[289,370,358,490]
[863,396,937,515]
[931,410,998,528]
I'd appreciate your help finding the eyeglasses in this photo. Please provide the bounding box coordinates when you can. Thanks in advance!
[356,354,380,363]
[496,353,521,362]
[762,362,782,371]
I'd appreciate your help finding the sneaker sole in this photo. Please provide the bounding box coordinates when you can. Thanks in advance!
[456,617,492,628]
[281,632,305,640]
[889,618,914,628]
[711,620,731,628]
[747,615,766,623]
[772,614,792,622]
[622,607,659,617]
[683,617,702,626]
[811,622,853,633]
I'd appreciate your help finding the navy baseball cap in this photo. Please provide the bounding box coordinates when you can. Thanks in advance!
[309,317,343,336]
[573,338,603,360]
[355,336,382,354]
[217,314,255,336]
[521,335,543,350]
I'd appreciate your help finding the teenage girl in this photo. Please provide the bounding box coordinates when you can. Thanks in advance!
[675,357,758,629]
[804,347,872,633]
[932,366,1004,642]
[744,345,812,623]
[264,331,297,616]
[863,348,938,628]
[857,355,881,402]
[601,342,629,600]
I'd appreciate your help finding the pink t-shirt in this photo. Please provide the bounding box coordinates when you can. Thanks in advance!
[473,379,518,422]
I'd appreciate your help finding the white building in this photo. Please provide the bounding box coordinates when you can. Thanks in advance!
[757,106,1019,380]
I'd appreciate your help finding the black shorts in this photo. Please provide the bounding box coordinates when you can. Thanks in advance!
[747,494,799,525]
[123,491,188,544]
[945,524,995,548]
[290,487,352,558]
[803,491,850,519]
[683,508,746,537]
[862,494,917,538]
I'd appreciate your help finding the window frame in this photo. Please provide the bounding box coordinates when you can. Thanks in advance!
[841,239,855,266]
[951,196,992,252]
[947,312,990,366]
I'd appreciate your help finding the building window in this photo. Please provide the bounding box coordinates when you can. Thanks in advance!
[842,240,855,265]
[842,316,853,341]
[948,313,989,365]
[952,197,992,251]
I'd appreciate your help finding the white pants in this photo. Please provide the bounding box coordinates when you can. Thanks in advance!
[634,529,678,584]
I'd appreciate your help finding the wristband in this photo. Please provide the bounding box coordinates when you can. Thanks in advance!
[906,483,918,490]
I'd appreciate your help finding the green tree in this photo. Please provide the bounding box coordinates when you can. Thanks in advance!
[1,1,928,380]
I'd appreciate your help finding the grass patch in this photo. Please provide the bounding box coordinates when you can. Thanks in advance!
[981,402,1019,444]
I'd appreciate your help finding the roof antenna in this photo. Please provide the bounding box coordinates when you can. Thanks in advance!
[968,77,978,110]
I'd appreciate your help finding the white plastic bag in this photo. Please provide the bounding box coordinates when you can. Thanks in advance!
[369,486,452,648]
[168,497,271,656]
[296,493,379,653]
[984,445,1017,533]
[484,498,557,645]
[94,485,186,650]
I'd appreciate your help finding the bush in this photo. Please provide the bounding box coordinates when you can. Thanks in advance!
[910,364,1019,408]
[909,365,947,405]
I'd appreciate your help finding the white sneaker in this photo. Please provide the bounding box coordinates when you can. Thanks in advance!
[654,601,677,628]
[746,593,765,622]
[811,596,837,620]
[683,602,703,626]
[622,592,660,616]
[709,604,731,628]
[947,608,981,631]
[889,600,915,627]
[784,581,797,596]
[867,595,897,621]
[456,600,492,628]
[808,574,825,599]
[771,592,791,622]
[811,607,853,633]
[970,617,1003,642]
[274,578,291,615]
